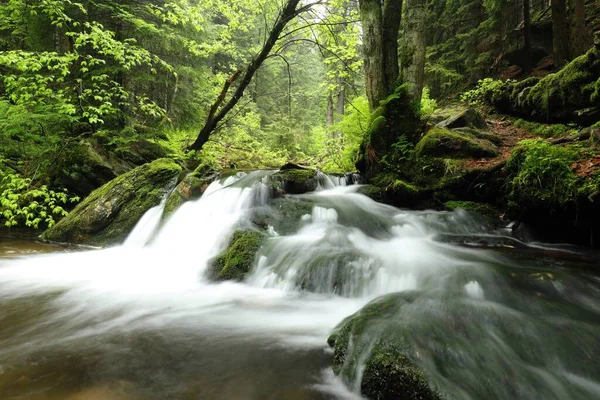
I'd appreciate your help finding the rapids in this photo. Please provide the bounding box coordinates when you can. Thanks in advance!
[0,171,599,399]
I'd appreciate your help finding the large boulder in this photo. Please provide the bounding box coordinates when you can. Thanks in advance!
[415,127,498,159]
[162,166,219,220]
[328,293,442,400]
[42,158,181,246]
[431,106,487,130]
[206,230,264,281]
[267,168,319,194]
[51,138,171,197]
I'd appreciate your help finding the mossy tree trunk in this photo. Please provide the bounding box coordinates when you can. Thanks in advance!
[359,0,402,110]
[552,0,570,67]
[523,0,532,73]
[401,0,427,103]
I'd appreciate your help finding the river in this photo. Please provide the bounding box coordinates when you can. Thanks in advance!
[1,172,599,399]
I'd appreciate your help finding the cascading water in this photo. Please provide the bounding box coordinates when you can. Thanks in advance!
[0,171,599,400]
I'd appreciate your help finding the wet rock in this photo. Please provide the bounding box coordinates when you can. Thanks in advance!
[268,168,318,194]
[42,158,181,246]
[328,293,442,400]
[162,166,220,220]
[207,230,264,281]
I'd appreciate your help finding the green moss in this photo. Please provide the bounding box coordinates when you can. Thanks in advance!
[208,230,264,281]
[268,168,318,194]
[42,158,181,246]
[415,127,498,159]
[329,293,442,400]
[161,167,218,220]
[513,119,576,137]
[444,201,501,219]
[506,139,581,210]
[524,48,600,119]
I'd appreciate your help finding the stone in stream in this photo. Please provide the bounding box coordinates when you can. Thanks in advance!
[42,158,181,247]
[161,165,220,220]
[206,230,264,281]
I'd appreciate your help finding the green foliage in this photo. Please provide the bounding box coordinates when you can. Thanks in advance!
[506,139,581,209]
[318,96,371,172]
[460,78,506,105]
[0,171,79,229]
[513,119,576,138]
[420,87,437,118]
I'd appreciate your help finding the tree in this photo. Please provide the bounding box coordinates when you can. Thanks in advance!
[359,0,402,110]
[401,0,427,102]
[189,0,319,151]
[523,0,532,73]
[552,0,570,66]
[568,0,592,58]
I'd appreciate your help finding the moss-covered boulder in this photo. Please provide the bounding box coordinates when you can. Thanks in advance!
[329,293,442,400]
[431,106,487,130]
[162,166,219,220]
[415,127,499,159]
[268,168,319,194]
[42,158,181,246]
[207,230,264,281]
[51,138,171,197]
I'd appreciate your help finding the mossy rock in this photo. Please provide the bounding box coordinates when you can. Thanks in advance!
[51,138,171,197]
[329,293,442,400]
[252,197,314,235]
[42,158,181,246]
[207,230,264,281]
[433,106,487,130]
[416,127,498,159]
[268,168,318,194]
[162,166,219,220]
[444,201,502,220]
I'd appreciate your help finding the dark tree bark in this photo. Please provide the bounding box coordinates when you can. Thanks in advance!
[359,0,402,110]
[552,0,570,67]
[402,0,427,102]
[326,94,334,126]
[523,0,532,73]
[189,0,312,151]
[568,0,592,58]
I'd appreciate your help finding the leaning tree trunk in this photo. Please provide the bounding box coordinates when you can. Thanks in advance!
[189,0,308,151]
[401,0,427,103]
[568,0,592,58]
[552,0,570,66]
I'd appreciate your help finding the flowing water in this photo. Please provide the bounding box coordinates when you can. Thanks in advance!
[0,172,599,399]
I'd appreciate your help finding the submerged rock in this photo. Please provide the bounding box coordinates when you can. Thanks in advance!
[328,293,442,400]
[207,230,264,281]
[42,158,181,246]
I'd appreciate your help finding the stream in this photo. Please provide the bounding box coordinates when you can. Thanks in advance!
[1,172,599,399]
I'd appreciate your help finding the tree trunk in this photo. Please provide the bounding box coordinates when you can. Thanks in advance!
[382,0,402,95]
[401,0,426,103]
[326,94,334,126]
[359,0,403,110]
[359,0,386,110]
[568,0,592,58]
[523,0,532,73]
[552,0,570,66]
[189,0,308,151]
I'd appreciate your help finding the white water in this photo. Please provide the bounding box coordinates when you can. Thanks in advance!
[1,171,599,399]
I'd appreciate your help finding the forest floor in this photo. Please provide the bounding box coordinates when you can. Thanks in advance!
[463,116,600,178]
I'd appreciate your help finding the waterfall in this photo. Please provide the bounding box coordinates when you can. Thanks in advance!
[0,170,599,400]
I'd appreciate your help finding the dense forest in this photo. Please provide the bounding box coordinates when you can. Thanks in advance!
[0,0,599,240]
